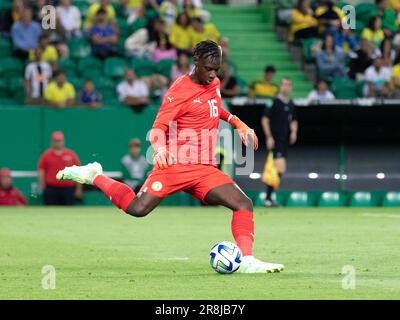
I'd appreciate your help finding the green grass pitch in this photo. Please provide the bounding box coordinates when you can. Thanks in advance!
[1,206,400,299]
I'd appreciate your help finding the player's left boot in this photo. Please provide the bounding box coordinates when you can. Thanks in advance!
[56,162,103,185]
[237,256,284,274]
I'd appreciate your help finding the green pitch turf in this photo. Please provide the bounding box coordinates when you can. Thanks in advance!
[1,206,400,299]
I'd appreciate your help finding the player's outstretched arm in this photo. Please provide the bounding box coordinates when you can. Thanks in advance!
[220,108,258,150]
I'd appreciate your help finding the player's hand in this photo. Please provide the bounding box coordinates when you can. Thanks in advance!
[290,132,297,145]
[230,116,258,150]
[267,137,275,150]
[153,146,175,169]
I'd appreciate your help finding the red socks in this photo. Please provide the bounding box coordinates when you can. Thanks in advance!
[231,210,254,256]
[93,175,136,212]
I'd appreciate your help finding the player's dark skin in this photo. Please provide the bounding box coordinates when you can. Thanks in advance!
[125,55,253,217]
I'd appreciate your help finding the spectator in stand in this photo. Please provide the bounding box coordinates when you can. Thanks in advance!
[24,47,52,104]
[38,131,82,205]
[289,0,319,43]
[83,0,116,30]
[0,168,27,206]
[390,53,400,97]
[315,0,344,39]
[29,34,59,70]
[171,52,192,82]
[389,0,400,13]
[56,0,82,38]
[79,80,102,108]
[361,16,385,51]
[219,61,239,98]
[0,0,25,34]
[125,18,167,58]
[364,56,392,97]
[378,37,396,67]
[249,65,279,98]
[189,17,220,48]
[89,9,119,59]
[117,68,150,112]
[374,0,398,37]
[334,27,358,54]
[316,33,346,81]
[169,12,192,54]
[183,0,202,19]
[348,38,374,80]
[159,0,178,30]
[121,138,150,193]
[307,79,335,102]
[151,37,177,63]
[11,7,42,60]
[44,70,76,108]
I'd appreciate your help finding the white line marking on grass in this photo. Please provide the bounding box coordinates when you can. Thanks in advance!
[165,257,190,261]
[362,213,400,219]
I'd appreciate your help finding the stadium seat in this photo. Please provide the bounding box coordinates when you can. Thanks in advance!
[58,58,76,72]
[74,0,90,17]
[0,78,8,97]
[382,192,400,207]
[69,38,91,59]
[331,77,357,99]
[349,192,372,207]
[302,38,319,63]
[68,76,83,91]
[0,57,23,77]
[104,57,128,79]
[0,38,11,58]
[130,57,154,77]
[317,192,346,207]
[78,56,103,74]
[8,76,24,100]
[155,59,176,78]
[286,191,312,207]
[355,3,375,24]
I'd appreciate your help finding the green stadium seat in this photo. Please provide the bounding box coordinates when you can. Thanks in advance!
[104,57,128,78]
[382,192,400,207]
[80,68,103,80]
[74,0,90,17]
[155,59,176,78]
[0,78,8,97]
[0,57,23,77]
[318,192,346,207]
[355,3,375,25]
[0,38,11,58]
[8,76,24,100]
[130,57,154,77]
[331,77,357,99]
[302,38,319,63]
[58,58,76,72]
[78,56,103,74]
[237,77,249,95]
[69,38,91,59]
[349,192,372,207]
[253,191,287,207]
[68,77,83,91]
[355,20,366,38]
[286,191,312,207]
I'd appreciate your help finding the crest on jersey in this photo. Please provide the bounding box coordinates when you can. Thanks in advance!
[216,88,221,98]
[151,181,163,192]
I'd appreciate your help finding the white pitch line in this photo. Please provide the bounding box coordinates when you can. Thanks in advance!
[165,257,190,261]
[362,213,400,219]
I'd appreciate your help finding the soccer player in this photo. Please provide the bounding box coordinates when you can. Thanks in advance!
[57,40,284,273]
[261,78,298,207]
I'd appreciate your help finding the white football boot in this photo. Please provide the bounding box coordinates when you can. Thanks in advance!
[56,162,103,185]
[237,256,284,274]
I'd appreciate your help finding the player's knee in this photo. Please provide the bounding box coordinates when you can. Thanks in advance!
[236,196,253,212]
[126,202,150,218]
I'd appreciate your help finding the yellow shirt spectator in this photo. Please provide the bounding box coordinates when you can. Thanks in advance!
[29,45,58,62]
[189,22,220,48]
[315,5,345,33]
[250,80,278,98]
[390,64,400,89]
[44,81,76,104]
[289,8,318,42]
[169,24,191,50]
[126,0,142,8]
[83,3,116,30]
[389,0,400,12]
[361,27,385,48]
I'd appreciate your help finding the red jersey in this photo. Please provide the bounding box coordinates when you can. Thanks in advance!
[0,187,27,206]
[152,74,223,165]
[38,148,80,187]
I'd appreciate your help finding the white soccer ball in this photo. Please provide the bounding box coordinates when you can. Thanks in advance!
[209,241,242,274]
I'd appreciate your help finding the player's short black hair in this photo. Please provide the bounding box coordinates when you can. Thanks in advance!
[193,40,221,63]
[265,65,276,73]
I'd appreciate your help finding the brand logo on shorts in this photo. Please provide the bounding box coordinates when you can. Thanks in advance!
[151,181,163,192]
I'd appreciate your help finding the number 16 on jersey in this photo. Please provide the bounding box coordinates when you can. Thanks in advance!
[208,99,218,118]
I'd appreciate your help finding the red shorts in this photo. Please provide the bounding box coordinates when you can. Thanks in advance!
[139,164,235,203]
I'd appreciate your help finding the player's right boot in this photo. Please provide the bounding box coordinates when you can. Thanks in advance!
[237,256,284,274]
[56,162,103,185]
